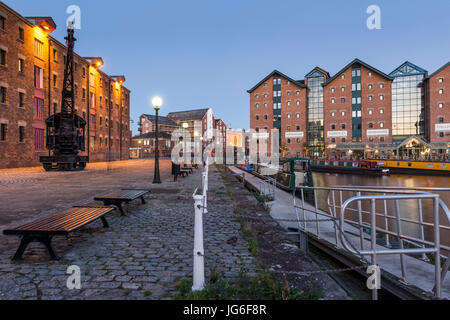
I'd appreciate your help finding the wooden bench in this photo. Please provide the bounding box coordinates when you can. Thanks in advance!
[182,166,194,174]
[94,189,150,216]
[3,206,115,261]
[172,163,188,181]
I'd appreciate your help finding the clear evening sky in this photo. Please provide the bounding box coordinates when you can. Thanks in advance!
[4,0,450,134]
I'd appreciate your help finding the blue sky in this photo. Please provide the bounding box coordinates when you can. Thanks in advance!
[4,0,450,134]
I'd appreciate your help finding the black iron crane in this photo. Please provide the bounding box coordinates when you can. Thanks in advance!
[40,26,88,171]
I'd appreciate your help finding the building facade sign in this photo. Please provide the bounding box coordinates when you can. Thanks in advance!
[435,123,450,132]
[327,131,347,138]
[285,132,304,138]
[367,129,389,136]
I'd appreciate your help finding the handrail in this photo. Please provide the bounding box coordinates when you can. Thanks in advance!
[339,193,442,298]
[293,185,450,299]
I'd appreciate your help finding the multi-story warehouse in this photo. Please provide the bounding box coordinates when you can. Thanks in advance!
[0,2,131,169]
[248,59,449,160]
[133,108,226,158]
[138,114,178,135]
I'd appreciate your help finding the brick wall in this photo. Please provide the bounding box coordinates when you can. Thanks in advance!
[0,2,131,168]
[428,64,450,143]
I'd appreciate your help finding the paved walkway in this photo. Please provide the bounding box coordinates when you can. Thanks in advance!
[228,166,450,299]
[0,164,257,300]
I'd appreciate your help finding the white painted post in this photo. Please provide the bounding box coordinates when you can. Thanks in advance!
[192,193,205,291]
[202,172,208,210]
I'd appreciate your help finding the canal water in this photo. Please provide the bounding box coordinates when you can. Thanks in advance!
[311,172,450,250]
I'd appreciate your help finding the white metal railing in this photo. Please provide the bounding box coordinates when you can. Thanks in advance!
[192,158,209,291]
[293,185,450,299]
[259,177,276,201]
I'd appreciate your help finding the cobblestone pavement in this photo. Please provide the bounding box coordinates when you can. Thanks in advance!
[0,160,173,226]
[0,164,258,300]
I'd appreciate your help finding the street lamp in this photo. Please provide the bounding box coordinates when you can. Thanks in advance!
[152,96,163,184]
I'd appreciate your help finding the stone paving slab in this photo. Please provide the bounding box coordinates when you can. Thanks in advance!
[0,164,258,300]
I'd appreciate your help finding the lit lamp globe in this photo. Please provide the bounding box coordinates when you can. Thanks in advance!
[152,96,163,110]
[182,122,189,129]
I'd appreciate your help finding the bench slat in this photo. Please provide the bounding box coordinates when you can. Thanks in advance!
[5,206,114,234]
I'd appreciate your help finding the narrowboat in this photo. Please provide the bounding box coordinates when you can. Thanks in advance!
[311,159,390,176]
[375,160,450,175]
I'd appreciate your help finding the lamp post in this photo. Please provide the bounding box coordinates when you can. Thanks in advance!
[152,96,163,184]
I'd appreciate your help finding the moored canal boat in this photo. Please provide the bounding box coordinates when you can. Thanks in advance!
[311,159,390,176]
[375,160,450,175]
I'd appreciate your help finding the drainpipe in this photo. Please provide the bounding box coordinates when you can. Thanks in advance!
[86,67,90,161]
[108,79,111,163]
[47,37,51,157]
[119,86,122,160]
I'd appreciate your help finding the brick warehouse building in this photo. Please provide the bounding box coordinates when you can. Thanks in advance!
[131,108,227,158]
[248,59,450,160]
[0,2,131,169]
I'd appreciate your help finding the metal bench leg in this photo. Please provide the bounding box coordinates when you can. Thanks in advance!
[12,236,33,261]
[42,236,59,261]
[116,202,126,216]
[140,196,146,204]
[100,216,109,228]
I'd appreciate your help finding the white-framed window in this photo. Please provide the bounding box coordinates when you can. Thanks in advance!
[368,109,373,115]
[264,103,268,108]
[352,110,361,118]
[341,111,345,116]
[296,113,300,118]
[287,113,291,119]
[379,83,384,89]
[296,100,300,106]
[341,86,345,92]
[439,103,444,109]
[380,122,384,128]
[255,93,259,98]
[438,78,443,83]
[380,108,384,114]
[287,91,290,96]
[331,87,335,93]
[287,81,290,85]
[255,103,259,108]
[331,98,335,104]
[331,111,335,117]
[34,39,44,59]
[341,74,345,79]
[368,95,373,101]
[439,89,444,95]
[287,101,291,107]
[352,69,361,77]
[296,90,300,95]
[379,94,384,101]
[368,72,372,77]
[368,84,373,90]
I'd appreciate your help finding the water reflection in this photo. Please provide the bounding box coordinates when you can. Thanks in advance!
[312,172,450,249]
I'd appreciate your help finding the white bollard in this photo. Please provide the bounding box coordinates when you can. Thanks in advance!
[192,194,205,291]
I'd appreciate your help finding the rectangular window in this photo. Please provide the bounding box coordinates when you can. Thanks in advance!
[90,73,95,87]
[0,49,6,66]
[19,126,24,142]
[82,88,86,99]
[19,92,24,107]
[53,49,58,62]
[0,87,6,103]
[18,58,24,72]
[19,27,24,41]
[34,128,44,150]
[90,92,95,108]
[34,39,44,59]
[34,66,43,88]
[0,123,6,141]
[0,16,5,30]
[34,97,44,120]
[53,74,57,88]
